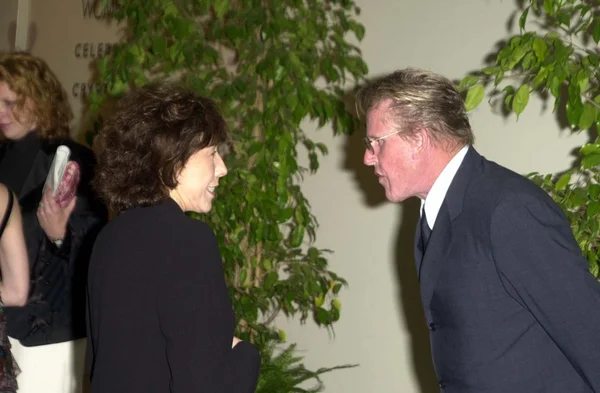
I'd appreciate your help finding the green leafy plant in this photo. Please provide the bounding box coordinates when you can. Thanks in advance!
[87,0,367,390]
[459,0,600,278]
[255,340,356,393]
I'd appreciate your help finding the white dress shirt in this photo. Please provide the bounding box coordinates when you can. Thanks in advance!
[420,145,469,229]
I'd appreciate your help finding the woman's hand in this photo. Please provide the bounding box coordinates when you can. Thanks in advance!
[37,187,76,242]
[232,336,242,348]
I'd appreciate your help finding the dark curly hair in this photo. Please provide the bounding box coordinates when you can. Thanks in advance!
[0,51,73,139]
[93,82,228,213]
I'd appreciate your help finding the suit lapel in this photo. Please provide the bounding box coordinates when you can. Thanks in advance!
[416,146,483,311]
[419,201,453,309]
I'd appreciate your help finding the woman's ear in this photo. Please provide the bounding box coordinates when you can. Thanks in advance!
[18,97,38,132]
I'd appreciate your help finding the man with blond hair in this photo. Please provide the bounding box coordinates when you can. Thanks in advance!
[357,68,600,392]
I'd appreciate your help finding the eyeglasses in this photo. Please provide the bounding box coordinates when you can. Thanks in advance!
[363,130,402,154]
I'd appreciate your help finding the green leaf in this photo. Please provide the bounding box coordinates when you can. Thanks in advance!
[332,299,341,311]
[481,67,498,76]
[504,93,514,110]
[580,6,591,18]
[555,172,572,191]
[264,272,278,290]
[213,0,230,19]
[315,307,330,324]
[578,103,597,130]
[519,7,530,31]
[594,20,600,44]
[314,295,324,307]
[333,283,342,294]
[557,11,570,27]
[589,184,600,200]
[164,3,178,17]
[261,258,273,270]
[286,94,298,112]
[288,225,305,247]
[533,37,547,61]
[315,142,329,155]
[587,51,599,67]
[532,66,550,89]
[543,0,554,15]
[152,36,167,56]
[581,143,600,155]
[464,84,485,111]
[458,75,479,91]
[494,70,505,86]
[278,208,294,223]
[588,201,600,219]
[581,153,600,169]
[566,101,584,128]
[512,84,530,117]
[278,329,286,342]
[349,21,366,41]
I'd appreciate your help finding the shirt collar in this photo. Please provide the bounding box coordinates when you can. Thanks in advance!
[420,145,469,229]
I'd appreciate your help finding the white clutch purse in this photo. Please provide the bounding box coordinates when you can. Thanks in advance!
[44,145,71,195]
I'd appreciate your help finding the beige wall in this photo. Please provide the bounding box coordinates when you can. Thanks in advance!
[0,1,588,392]
[0,0,18,52]
[29,0,119,135]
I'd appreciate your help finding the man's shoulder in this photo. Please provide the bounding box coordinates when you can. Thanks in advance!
[464,155,553,210]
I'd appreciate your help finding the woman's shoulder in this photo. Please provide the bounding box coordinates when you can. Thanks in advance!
[166,204,218,243]
[111,199,216,238]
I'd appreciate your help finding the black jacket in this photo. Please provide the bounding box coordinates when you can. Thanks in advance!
[87,198,260,393]
[0,134,107,346]
[415,147,600,392]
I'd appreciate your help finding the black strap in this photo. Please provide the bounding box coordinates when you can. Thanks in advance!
[0,189,14,238]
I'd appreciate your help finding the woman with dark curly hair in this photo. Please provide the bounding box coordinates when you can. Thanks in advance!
[87,82,260,393]
[0,51,108,393]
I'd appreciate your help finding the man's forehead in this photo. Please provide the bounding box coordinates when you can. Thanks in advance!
[367,102,395,133]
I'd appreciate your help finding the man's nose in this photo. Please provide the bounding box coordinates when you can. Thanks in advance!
[363,149,376,166]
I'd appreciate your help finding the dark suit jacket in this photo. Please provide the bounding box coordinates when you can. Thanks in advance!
[415,147,600,393]
[86,198,260,393]
[0,137,107,346]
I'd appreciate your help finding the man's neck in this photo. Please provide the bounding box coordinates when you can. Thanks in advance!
[417,144,466,200]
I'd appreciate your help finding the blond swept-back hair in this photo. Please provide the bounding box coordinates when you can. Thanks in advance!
[0,51,72,139]
[356,68,474,147]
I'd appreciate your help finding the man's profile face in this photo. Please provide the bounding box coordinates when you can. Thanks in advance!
[363,101,422,203]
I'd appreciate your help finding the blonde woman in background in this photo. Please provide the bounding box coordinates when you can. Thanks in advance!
[0,51,108,393]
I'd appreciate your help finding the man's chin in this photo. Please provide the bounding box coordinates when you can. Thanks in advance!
[385,189,410,203]
[385,190,400,203]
